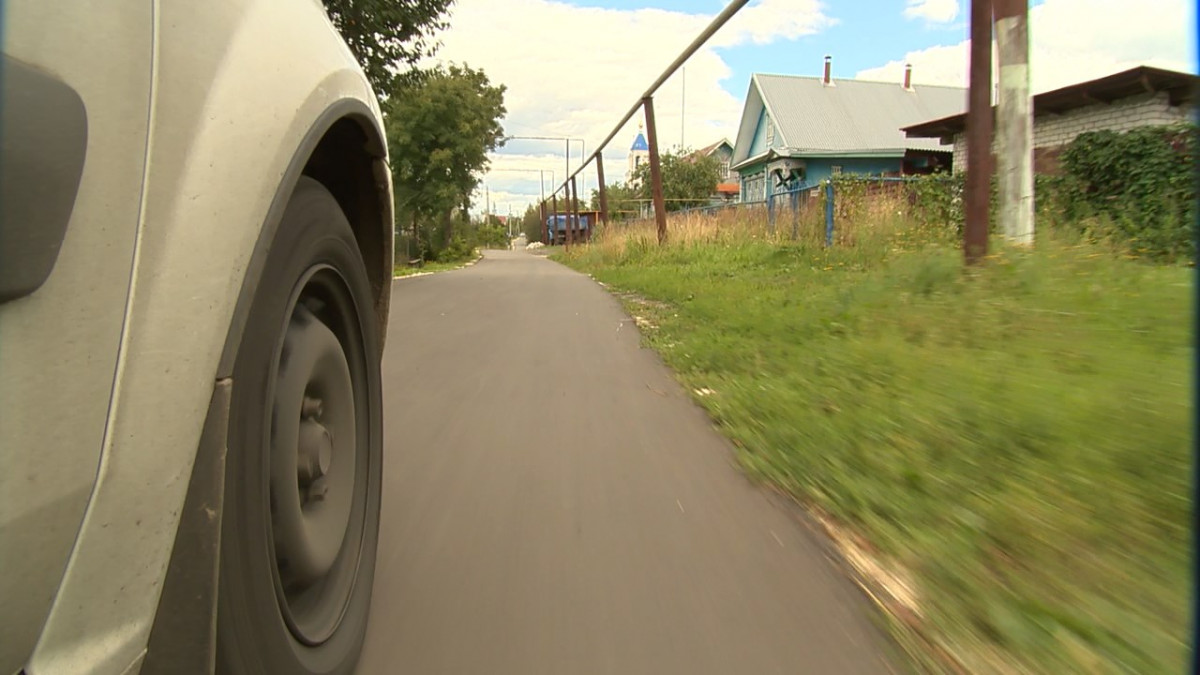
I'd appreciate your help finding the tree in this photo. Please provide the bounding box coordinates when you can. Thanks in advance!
[590,182,642,221]
[628,150,723,212]
[383,63,506,260]
[322,0,456,94]
[521,204,543,243]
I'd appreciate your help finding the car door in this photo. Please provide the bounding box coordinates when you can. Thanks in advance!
[0,1,153,670]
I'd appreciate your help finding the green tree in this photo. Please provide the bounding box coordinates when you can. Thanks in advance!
[590,182,643,220]
[628,150,723,212]
[321,0,456,94]
[521,204,544,243]
[383,63,506,260]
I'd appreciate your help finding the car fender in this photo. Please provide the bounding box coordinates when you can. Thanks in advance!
[25,1,390,673]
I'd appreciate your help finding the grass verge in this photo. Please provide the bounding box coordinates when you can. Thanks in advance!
[393,250,482,277]
[554,216,1191,674]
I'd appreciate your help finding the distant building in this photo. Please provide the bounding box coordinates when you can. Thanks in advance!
[686,139,739,203]
[902,65,1197,174]
[730,57,966,202]
[626,122,650,184]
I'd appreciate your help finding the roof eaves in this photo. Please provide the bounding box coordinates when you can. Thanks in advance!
[754,74,792,148]
[730,149,774,171]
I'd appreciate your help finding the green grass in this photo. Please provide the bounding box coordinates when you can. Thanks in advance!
[392,253,480,277]
[555,227,1192,673]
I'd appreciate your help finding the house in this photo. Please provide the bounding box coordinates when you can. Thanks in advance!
[902,65,1197,174]
[687,138,740,202]
[730,57,966,202]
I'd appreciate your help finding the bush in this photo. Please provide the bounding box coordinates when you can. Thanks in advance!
[439,235,474,263]
[1058,124,1195,261]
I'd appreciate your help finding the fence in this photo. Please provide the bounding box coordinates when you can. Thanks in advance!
[593,175,967,249]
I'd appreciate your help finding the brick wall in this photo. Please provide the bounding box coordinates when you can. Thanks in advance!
[951,91,1192,173]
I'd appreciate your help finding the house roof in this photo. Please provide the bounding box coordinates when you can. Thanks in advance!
[684,138,733,164]
[903,66,1198,139]
[695,138,733,157]
[730,73,966,168]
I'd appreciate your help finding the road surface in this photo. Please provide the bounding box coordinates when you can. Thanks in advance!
[356,250,897,674]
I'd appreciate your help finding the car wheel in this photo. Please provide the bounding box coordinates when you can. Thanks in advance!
[217,176,382,675]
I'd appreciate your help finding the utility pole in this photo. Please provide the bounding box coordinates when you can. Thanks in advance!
[485,185,490,225]
[681,66,686,149]
[964,0,994,264]
[596,153,609,225]
[995,0,1034,245]
[643,96,668,244]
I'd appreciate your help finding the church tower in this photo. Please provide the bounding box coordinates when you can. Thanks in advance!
[626,122,650,185]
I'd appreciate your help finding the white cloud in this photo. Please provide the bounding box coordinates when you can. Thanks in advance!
[903,0,959,24]
[427,0,835,217]
[858,0,1194,94]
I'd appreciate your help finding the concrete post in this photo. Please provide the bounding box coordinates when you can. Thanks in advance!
[995,0,1034,245]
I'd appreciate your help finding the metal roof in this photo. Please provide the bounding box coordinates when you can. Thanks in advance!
[731,74,966,166]
[631,132,649,152]
[903,66,1198,139]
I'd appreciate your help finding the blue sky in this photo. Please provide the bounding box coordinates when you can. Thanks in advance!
[427,0,1193,217]
[571,0,973,97]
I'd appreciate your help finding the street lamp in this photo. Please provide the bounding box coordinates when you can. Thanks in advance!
[502,135,585,191]
[487,167,555,208]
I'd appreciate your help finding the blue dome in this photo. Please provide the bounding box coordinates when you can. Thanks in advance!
[631,133,648,152]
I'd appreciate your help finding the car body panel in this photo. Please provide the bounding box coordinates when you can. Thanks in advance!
[4,0,390,673]
[0,2,153,672]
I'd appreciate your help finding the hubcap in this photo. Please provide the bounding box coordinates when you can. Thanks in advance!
[266,268,368,646]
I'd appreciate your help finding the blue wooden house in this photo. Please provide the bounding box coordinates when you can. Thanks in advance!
[730,59,966,202]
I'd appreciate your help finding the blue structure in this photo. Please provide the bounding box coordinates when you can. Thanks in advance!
[729,60,965,202]
[545,212,596,245]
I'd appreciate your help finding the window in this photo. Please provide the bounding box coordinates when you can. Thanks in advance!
[720,161,730,180]
[831,165,842,175]
[765,118,775,148]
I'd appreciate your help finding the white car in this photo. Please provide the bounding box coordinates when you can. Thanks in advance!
[1,1,393,673]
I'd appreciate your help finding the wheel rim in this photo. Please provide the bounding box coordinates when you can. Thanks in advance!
[268,265,369,646]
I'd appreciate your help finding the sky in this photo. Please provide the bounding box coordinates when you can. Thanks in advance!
[419,0,1196,219]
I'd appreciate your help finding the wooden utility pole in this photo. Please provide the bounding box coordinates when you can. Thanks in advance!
[595,153,609,226]
[995,0,1034,245]
[565,183,574,249]
[539,201,547,244]
[571,176,583,243]
[643,96,668,244]
[965,0,994,264]
[551,193,560,248]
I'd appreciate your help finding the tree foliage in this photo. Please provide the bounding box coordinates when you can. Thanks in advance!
[521,204,543,243]
[321,0,455,94]
[627,150,723,212]
[384,63,506,260]
[590,182,642,220]
[1054,123,1195,260]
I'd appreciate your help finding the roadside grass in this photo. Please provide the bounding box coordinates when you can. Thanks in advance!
[554,213,1192,674]
[392,252,481,277]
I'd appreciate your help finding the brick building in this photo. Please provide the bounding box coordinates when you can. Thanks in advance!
[902,66,1196,174]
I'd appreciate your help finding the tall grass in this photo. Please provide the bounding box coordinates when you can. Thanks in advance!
[556,199,1192,674]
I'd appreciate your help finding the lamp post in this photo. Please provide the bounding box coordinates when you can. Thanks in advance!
[502,135,585,191]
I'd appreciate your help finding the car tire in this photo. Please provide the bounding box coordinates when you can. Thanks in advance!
[217,176,382,675]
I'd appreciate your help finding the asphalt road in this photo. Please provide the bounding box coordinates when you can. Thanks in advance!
[356,249,897,674]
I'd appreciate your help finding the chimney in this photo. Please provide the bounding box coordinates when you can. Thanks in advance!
[823,55,832,85]
[903,63,913,90]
